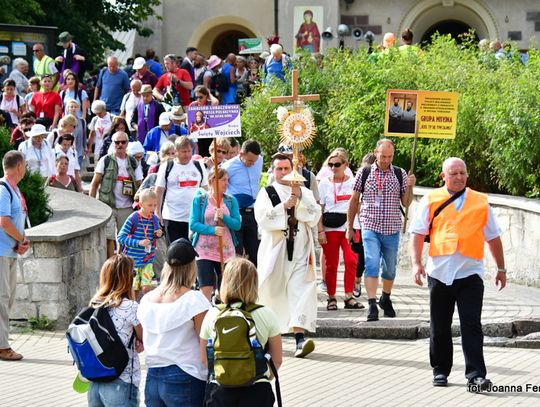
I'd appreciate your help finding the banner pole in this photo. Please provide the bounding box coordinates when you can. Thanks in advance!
[402,121,419,233]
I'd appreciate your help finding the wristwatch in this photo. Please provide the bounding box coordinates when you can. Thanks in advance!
[497,267,507,273]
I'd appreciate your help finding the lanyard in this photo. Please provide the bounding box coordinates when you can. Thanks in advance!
[373,168,389,195]
[6,177,27,214]
[332,177,344,204]
[33,144,43,166]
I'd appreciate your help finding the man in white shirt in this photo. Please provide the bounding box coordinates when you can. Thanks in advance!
[156,136,208,244]
[90,131,143,257]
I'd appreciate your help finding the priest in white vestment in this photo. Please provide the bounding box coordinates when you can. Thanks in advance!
[255,153,321,358]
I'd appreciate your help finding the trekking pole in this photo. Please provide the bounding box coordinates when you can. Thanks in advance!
[402,121,418,233]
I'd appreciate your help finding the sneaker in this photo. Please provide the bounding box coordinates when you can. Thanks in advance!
[367,303,379,321]
[353,282,361,298]
[467,377,492,393]
[0,348,23,361]
[379,295,396,318]
[318,280,327,292]
[294,338,315,358]
[432,374,448,387]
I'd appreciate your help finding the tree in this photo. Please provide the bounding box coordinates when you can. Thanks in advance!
[0,0,161,66]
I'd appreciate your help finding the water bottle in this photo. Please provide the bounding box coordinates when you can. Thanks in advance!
[206,338,214,379]
[251,338,266,375]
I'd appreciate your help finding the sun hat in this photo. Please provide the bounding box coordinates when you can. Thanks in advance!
[140,84,153,94]
[170,105,186,122]
[26,124,49,138]
[207,55,222,70]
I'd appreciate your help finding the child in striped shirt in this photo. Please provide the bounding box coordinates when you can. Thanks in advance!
[118,189,163,298]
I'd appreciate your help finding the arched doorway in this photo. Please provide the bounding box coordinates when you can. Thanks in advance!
[421,20,479,44]
[212,30,252,58]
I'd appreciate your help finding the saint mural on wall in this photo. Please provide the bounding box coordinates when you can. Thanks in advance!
[294,7,323,54]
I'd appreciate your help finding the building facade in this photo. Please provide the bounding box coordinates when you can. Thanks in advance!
[131,0,540,59]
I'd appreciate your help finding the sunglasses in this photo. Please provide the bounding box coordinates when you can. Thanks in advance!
[196,95,205,100]
[217,149,228,154]
[327,162,343,168]
[114,140,128,145]
[32,49,42,53]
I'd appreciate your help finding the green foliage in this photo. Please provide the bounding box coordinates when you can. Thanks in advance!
[0,127,51,226]
[242,36,540,197]
[0,0,161,64]
[28,315,55,331]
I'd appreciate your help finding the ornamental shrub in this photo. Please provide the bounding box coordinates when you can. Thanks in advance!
[242,35,540,198]
[0,127,51,226]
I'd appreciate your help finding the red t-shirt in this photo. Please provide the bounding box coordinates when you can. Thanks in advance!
[155,68,192,106]
[30,91,62,120]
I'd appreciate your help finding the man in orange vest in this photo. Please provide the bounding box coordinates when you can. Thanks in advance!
[409,157,506,392]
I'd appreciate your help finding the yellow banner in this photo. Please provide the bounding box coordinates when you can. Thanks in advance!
[384,89,458,139]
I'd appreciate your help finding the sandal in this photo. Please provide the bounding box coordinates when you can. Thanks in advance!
[326,298,338,311]
[344,297,365,310]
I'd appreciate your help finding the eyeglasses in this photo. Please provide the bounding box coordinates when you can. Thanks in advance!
[114,140,128,145]
[327,162,343,168]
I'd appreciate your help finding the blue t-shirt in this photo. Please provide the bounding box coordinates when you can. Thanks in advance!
[61,88,89,117]
[97,68,130,114]
[222,155,263,208]
[147,59,163,78]
[264,56,292,83]
[0,179,26,258]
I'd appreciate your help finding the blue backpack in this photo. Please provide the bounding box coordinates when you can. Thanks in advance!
[66,305,134,382]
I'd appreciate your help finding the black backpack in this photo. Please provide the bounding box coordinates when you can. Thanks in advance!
[210,71,229,93]
[359,165,405,216]
[161,159,204,210]
[195,67,208,86]
[66,305,135,382]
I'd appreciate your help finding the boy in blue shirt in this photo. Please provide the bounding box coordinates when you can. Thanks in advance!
[118,189,162,297]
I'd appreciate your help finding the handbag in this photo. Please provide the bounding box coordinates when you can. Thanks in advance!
[322,212,347,228]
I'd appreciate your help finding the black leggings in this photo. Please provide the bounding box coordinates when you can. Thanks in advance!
[351,229,365,278]
[163,220,189,245]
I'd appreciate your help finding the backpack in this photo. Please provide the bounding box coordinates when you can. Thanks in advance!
[359,165,405,216]
[60,88,83,109]
[122,210,160,262]
[210,71,229,93]
[207,303,267,387]
[66,305,135,382]
[0,181,13,203]
[195,67,208,86]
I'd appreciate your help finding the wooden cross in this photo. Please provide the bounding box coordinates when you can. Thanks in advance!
[269,69,320,111]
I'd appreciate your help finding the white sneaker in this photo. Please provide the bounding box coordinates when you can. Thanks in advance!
[294,339,315,358]
[318,280,327,292]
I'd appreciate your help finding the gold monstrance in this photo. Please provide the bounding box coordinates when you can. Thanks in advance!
[270,69,320,182]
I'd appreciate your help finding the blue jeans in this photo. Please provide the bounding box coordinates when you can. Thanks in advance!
[88,378,139,407]
[145,365,206,407]
[361,230,400,280]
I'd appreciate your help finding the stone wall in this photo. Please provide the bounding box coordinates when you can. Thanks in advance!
[397,188,540,287]
[12,187,111,328]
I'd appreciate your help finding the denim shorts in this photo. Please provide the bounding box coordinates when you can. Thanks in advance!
[145,364,206,407]
[87,378,139,407]
[361,230,400,280]
[196,259,223,288]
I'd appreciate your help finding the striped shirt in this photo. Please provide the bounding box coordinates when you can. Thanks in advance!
[353,163,407,235]
[117,211,159,268]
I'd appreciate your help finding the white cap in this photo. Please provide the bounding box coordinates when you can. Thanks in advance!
[159,112,171,126]
[133,57,146,70]
[127,141,145,156]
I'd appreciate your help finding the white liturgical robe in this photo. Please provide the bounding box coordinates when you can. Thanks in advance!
[255,182,321,333]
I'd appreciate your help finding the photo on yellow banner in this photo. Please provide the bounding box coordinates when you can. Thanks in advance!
[384,91,418,136]
[384,89,459,139]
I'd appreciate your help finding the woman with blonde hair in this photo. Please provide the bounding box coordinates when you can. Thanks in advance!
[137,238,210,406]
[190,167,241,300]
[200,257,282,406]
[318,148,362,310]
[87,254,143,406]
[202,137,230,170]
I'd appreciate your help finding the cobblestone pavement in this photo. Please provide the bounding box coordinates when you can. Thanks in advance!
[2,332,540,406]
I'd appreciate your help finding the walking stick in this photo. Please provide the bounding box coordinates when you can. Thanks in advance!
[213,141,224,273]
[402,121,419,233]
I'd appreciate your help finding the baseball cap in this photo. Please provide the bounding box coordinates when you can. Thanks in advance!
[167,238,198,265]
[57,31,73,46]
[133,57,146,70]
[159,112,171,126]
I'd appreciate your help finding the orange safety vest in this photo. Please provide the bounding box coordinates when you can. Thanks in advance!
[427,187,488,260]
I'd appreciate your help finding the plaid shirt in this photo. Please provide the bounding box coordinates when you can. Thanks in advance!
[353,163,407,235]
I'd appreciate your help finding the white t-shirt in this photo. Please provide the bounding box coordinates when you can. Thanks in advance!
[120,92,141,132]
[89,113,113,157]
[108,299,141,386]
[319,176,357,232]
[156,160,208,221]
[55,144,80,176]
[137,290,210,381]
[18,139,56,178]
[95,154,143,208]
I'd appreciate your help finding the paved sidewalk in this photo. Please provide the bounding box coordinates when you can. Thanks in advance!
[2,332,540,406]
[315,265,540,339]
